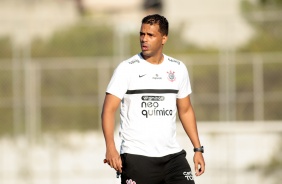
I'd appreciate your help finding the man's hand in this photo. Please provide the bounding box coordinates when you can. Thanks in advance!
[194,152,205,176]
[104,147,122,173]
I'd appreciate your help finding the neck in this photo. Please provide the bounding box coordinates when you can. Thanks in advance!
[141,53,164,65]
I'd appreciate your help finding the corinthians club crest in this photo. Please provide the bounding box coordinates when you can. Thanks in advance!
[167,71,176,82]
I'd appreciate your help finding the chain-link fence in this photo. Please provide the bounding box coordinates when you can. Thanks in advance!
[1,52,282,136]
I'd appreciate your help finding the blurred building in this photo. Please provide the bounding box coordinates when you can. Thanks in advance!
[0,0,78,46]
[0,0,253,49]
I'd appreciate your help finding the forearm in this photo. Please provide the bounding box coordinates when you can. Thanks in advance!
[102,111,116,149]
[179,106,201,148]
[101,107,123,172]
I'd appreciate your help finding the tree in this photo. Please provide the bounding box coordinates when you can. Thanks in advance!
[240,0,282,51]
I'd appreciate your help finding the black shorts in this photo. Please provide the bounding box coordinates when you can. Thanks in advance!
[120,149,195,184]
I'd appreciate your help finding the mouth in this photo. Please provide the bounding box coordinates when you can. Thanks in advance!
[141,44,148,51]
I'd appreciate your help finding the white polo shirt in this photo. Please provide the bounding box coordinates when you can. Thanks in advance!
[106,53,192,157]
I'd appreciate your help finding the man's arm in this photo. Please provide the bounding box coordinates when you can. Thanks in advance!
[101,93,122,173]
[177,95,205,176]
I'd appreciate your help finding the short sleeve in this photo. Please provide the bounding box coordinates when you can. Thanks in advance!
[106,62,130,99]
[177,64,192,99]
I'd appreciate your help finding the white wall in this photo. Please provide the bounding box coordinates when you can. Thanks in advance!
[0,122,281,184]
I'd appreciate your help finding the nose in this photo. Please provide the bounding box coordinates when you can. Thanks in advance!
[141,35,147,42]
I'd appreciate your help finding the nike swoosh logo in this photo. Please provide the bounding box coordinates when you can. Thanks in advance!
[139,74,146,78]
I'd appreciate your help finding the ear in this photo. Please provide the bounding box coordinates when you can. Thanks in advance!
[162,35,168,45]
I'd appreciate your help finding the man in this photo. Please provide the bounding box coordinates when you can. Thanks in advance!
[102,14,205,184]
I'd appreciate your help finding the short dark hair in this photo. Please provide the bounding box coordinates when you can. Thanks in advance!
[142,14,169,36]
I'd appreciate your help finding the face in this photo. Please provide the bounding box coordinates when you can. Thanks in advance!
[140,23,167,59]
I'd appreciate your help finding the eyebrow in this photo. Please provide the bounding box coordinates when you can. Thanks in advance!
[140,31,154,36]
